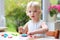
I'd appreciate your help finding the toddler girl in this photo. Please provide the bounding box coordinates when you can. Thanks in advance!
[18,1,48,38]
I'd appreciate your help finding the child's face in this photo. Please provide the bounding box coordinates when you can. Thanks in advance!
[26,6,41,20]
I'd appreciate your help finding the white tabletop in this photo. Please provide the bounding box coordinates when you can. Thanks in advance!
[0,32,60,40]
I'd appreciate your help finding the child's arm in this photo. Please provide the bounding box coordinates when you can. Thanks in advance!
[18,23,28,34]
[27,22,48,35]
[23,23,28,34]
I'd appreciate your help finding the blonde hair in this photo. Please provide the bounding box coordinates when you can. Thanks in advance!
[26,1,41,17]
[26,1,40,10]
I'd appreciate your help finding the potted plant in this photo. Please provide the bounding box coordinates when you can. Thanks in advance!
[49,5,58,17]
[48,5,60,22]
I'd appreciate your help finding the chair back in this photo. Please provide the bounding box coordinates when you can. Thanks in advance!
[46,30,59,39]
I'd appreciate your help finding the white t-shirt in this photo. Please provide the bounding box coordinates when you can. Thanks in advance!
[27,20,45,37]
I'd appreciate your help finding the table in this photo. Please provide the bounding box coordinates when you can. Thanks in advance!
[0,32,60,40]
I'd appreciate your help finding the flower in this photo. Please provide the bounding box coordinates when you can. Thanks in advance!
[48,5,57,17]
[56,5,60,13]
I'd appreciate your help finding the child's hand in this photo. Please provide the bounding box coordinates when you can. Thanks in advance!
[18,26,24,34]
[27,32,34,35]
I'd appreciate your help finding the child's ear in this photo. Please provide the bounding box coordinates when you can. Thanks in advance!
[39,10,41,13]
[39,10,42,14]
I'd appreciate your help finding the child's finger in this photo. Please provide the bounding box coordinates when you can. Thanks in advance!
[18,27,23,34]
[27,32,33,35]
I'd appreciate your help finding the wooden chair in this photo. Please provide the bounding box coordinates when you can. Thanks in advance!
[46,30,59,39]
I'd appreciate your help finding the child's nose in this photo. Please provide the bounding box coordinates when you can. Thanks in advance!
[31,12,34,15]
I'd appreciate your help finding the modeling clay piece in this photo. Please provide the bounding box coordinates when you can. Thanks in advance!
[4,34,8,38]
[12,34,17,36]
[30,35,32,37]
[21,34,28,37]
[8,36,12,38]
[1,34,4,36]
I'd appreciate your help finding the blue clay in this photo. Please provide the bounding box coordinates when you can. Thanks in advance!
[4,34,8,38]
[21,34,27,37]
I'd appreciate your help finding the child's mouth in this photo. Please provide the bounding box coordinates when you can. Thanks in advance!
[31,16,35,17]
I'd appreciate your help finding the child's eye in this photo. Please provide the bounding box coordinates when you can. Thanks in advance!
[29,11,31,13]
[34,11,37,12]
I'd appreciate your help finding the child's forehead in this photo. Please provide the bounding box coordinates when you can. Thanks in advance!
[27,6,40,10]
